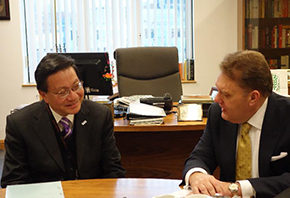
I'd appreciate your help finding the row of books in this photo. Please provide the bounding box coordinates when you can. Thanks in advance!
[246,24,290,49]
[246,0,290,18]
[179,59,194,81]
[268,55,290,69]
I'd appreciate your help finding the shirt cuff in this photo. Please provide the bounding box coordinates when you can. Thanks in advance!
[185,168,208,186]
[237,180,256,198]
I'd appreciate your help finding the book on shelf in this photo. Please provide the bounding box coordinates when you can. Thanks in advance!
[282,0,289,17]
[269,58,280,69]
[252,0,259,18]
[281,55,290,69]
[246,0,290,18]
[260,0,266,18]
[289,0,290,17]
[186,59,194,81]
[179,63,184,81]
[255,24,290,50]
[267,55,289,69]
[253,25,259,49]
[181,59,194,81]
[247,23,253,49]
[265,27,271,48]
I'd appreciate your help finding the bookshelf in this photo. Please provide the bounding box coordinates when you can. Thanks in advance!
[242,0,290,70]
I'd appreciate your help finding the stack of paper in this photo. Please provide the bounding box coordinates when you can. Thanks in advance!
[127,103,166,125]
[180,95,214,104]
[129,117,164,125]
[179,95,214,118]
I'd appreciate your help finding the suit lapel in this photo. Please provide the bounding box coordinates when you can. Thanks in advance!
[33,101,65,172]
[74,102,92,169]
[220,120,238,181]
[259,94,284,177]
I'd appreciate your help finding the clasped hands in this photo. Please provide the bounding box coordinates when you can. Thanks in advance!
[187,172,241,197]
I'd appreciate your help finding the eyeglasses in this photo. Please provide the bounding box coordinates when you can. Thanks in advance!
[49,81,83,99]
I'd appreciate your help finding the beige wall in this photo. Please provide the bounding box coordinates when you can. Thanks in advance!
[182,0,238,95]
[0,0,238,139]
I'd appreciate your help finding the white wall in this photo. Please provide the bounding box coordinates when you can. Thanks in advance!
[0,0,39,140]
[0,0,238,139]
[183,0,238,95]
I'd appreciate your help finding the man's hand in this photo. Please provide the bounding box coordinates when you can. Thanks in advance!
[188,172,235,197]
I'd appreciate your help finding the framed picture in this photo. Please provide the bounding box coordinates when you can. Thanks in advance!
[0,0,10,20]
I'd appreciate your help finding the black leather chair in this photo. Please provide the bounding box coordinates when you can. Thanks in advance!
[114,47,183,102]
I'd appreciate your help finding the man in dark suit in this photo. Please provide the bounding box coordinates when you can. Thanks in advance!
[182,51,290,198]
[1,54,125,188]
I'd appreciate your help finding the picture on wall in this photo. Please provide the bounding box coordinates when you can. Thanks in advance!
[0,0,10,20]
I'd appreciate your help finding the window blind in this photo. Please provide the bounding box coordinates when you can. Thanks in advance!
[22,0,193,83]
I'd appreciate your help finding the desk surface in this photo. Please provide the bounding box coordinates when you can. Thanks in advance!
[0,178,182,198]
[114,113,207,132]
[113,106,207,179]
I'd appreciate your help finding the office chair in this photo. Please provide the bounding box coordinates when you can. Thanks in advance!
[114,47,183,102]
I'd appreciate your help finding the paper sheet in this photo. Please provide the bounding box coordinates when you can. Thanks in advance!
[6,181,64,198]
[153,189,215,198]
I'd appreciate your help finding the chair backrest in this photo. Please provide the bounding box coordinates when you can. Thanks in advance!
[114,47,183,102]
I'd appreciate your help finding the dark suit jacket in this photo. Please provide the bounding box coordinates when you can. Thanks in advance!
[1,100,125,188]
[274,186,290,198]
[182,93,290,198]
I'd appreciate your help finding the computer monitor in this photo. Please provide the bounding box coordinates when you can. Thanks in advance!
[49,52,113,96]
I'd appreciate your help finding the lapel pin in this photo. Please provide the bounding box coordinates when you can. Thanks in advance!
[81,120,87,126]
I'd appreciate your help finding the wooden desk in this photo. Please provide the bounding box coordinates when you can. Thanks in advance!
[0,178,182,198]
[113,112,207,179]
[114,112,207,132]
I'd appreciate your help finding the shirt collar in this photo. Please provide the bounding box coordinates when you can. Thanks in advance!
[49,105,74,124]
[247,97,268,130]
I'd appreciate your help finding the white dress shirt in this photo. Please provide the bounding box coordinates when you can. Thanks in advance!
[49,106,74,131]
[185,97,268,198]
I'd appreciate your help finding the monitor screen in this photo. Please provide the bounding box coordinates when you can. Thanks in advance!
[49,52,113,96]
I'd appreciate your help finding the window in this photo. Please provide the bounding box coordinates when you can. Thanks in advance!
[21,0,194,83]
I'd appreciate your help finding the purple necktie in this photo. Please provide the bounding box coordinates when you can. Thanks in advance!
[59,117,72,139]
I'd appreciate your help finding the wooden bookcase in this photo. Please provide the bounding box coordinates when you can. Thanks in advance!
[241,0,290,69]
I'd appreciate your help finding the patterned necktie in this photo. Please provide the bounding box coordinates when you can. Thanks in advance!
[59,117,72,139]
[236,122,252,180]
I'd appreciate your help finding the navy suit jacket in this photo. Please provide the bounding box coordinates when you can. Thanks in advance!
[1,99,125,188]
[182,93,290,198]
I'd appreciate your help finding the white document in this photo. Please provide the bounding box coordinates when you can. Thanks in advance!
[128,103,166,117]
[6,181,64,198]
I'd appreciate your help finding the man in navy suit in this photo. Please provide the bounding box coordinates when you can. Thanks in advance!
[182,50,290,198]
[1,54,125,188]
